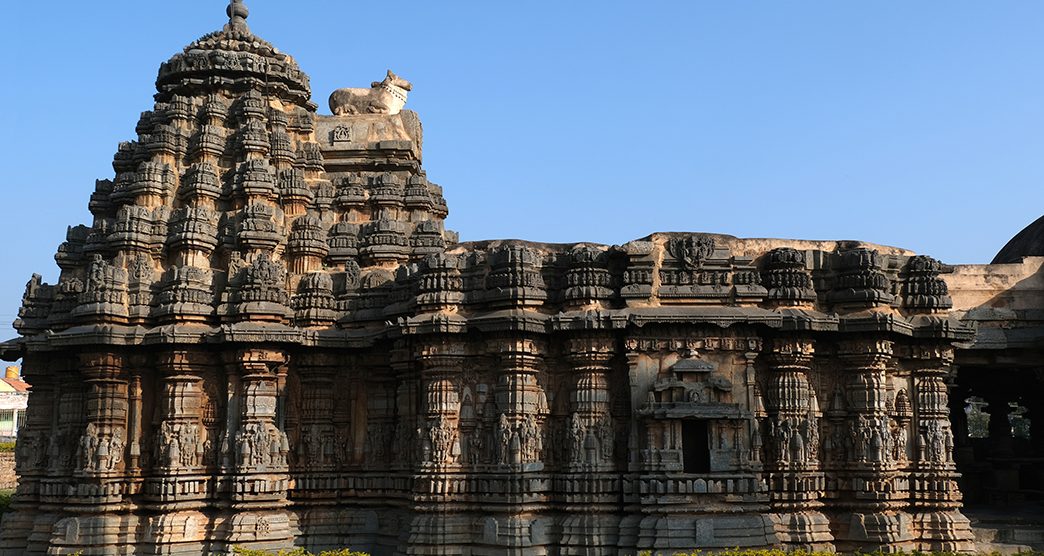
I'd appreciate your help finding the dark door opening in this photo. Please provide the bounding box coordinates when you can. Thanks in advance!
[682,420,710,473]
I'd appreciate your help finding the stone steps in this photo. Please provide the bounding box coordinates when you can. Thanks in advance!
[971,513,1044,552]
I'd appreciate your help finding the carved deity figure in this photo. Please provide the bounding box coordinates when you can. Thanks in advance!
[160,421,180,467]
[856,413,872,461]
[920,420,953,464]
[366,424,387,464]
[806,414,819,461]
[943,425,953,462]
[335,431,352,465]
[76,423,99,472]
[595,415,614,463]
[869,425,883,463]
[495,414,512,464]
[751,419,764,463]
[568,413,585,464]
[790,418,806,464]
[428,415,456,465]
[520,414,542,463]
[107,428,125,471]
[776,419,792,464]
[892,421,908,462]
[466,422,484,465]
[235,422,285,468]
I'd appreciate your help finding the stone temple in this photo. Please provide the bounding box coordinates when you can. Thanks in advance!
[3,2,1043,555]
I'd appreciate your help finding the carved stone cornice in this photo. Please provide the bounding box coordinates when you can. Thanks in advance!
[155,349,212,376]
[416,337,467,372]
[837,338,894,369]
[623,335,762,354]
[900,343,955,376]
[78,351,126,378]
[564,335,615,368]
[767,337,815,368]
[224,348,289,371]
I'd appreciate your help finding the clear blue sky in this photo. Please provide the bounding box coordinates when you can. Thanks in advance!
[2,1,1043,339]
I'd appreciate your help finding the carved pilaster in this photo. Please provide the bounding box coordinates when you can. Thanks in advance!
[907,345,973,551]
[564,335,615,471]
[417,338,466,470]
[154,352,208,474]
[832,338,911,551]
[75,352,129,483]
[293,353,337,472]
[491,337,547,469]
[221,348,293,550]
[390,343,418,471]
[765,338,831,547]
[224,348,290,503]
[289,353,339,503]
[559,334,620,556]
[1,355,65,556]
[127,367,143,473]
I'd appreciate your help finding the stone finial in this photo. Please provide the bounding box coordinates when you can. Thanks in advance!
[226,0,249,30]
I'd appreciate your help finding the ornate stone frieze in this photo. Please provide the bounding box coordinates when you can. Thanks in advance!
[829,247,896,308]
[762,247,816,304]
[902,255,953,311]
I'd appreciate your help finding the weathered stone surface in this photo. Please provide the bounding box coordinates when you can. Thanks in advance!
[0,2,989,555]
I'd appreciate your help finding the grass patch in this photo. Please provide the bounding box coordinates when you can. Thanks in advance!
[634,546,1044,550]
[232,549,370,556]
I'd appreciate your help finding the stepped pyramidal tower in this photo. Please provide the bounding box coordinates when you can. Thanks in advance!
[3,2,981,554]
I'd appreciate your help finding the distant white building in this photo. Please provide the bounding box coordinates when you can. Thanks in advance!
[0,367,28,440]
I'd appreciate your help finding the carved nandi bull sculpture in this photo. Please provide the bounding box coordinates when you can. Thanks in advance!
[329,70,413,116]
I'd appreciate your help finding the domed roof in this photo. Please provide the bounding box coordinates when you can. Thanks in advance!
[993,214,1044,264]
[156,0,312,107]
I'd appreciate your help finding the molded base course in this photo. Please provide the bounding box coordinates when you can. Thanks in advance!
[832,511,916,553]
[559,513,621,556]
[772,511,834,548]
[0,507,983,555]
[637,514,779,550]
[914,511,975,552]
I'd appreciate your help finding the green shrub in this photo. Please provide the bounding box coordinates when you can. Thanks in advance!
[0,489,13,514]
[634,546,1044,550]
[0,442,16,453]
[231,548,370,556]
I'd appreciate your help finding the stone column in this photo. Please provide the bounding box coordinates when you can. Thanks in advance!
[140,351,212,553]
[560,334,618,556]
[484,336,551,553]
[492,337,547,470]
[1,355,61,554]
[765,338,832,547]
[418,339,465,471]
[295,353,337,472]
[391,342,421,473]
[409,337,467,553]
[833,339,910,551]
[45,352,132,553]
[289,353,339,546]
[75,352,129,488]
[564,336,614,471]
[148,352,209,502]
[223,348,292,552]
[909,346,973,551]
[126,366,143,473]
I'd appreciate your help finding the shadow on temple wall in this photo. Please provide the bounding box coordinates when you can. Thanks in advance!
[950,261,1044,510]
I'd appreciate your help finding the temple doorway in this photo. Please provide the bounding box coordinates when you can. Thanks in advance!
[682,420,711,473]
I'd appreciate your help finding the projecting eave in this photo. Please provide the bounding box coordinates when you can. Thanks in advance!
[0,338,25,362]
[837,312,975,341]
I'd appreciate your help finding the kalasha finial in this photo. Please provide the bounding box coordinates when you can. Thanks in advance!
[226,0,250,30]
